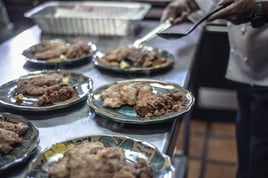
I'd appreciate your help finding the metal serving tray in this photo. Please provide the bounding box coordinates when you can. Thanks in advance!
[24,1,151,36]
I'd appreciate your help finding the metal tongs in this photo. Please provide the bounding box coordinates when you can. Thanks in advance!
[157,5,225,39]
[133,19,172,48]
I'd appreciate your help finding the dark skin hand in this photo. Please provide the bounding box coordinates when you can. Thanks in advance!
[207,0,257,25]
[161,0,267,25]
[160,0,199,24]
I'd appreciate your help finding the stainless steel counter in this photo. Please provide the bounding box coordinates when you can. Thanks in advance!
[0,20,202,177]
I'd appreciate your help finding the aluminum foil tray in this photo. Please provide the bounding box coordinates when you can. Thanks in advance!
[24,1,151,36]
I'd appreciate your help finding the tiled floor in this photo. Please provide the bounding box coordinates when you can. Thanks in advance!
[176,118,238,178]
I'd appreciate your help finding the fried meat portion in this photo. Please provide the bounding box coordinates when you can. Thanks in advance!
[113,158,154,178]
[98,47,128,67]
[101,83,125,108]
[29,40,91,60]
[0,142,13,154]
[37,83,77,106]
[0,128,23,146]
[0,120,29,154]
[49,155,69,178]
[33,40,68,60]
[100,82,153,108]
[30,40,66,54]
[119,83,139,106]
[136,83,153,101]
[65,41,91,59]
[16,73,64,96]
[48,142,153,178]
[0,121,28,135]
[49,142,104,178]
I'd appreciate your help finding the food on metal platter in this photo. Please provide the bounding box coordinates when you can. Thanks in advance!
[15,73,77,106]
[37,83,77,106]
[27,39,92,61]
[100,81,183,118]
[0,121,29,154]
[48,141,154,178]
[100,82,152,108]
[98,46,168,69]
[16,73,64,96]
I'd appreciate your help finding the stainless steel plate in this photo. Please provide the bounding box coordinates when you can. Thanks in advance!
[0,70,93,111]
[26,135,175,178]
[22,40,97,66]
[0,113,39,172]
[93,46,174,74]
[87,79,194,124]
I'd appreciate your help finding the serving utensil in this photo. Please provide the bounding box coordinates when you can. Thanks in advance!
[157,6,225,40]
[133,19,172,48]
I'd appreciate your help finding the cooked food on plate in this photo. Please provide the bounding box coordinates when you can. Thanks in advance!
[134,92,183,118]
[37,83,77,106]
[15,72,77,106]
[0,113,39,171]
[98,46,169,69]
[100,82,152,108]
[100,81,183,118]
[16,72,64,96]
[0,71,92,111]
[0,120,29,154]
[48,141,154,178]
[27,135,174,177]
[0,120,28,135]
[24,39,93,61]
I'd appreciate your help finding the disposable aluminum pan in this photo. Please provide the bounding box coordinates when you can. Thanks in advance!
[24,1,151,36]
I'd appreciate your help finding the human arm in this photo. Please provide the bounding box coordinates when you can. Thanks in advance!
[208,0,268,26]
[160,0,200,24]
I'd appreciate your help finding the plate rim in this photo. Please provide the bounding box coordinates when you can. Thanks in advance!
[93,46,175,74]
[0,112,39,172]
[26,134,175,178]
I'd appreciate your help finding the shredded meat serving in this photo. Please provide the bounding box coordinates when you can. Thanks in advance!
[37,83,77,106]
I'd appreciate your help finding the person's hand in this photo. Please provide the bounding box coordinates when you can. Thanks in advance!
[208,0,257,24]
[160,0,199,25]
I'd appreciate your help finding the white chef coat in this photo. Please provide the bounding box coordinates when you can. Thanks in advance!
[226,23,268,86]
[195,0,268,86]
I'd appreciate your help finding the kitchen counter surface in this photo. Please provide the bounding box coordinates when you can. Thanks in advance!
[0,20,202,177]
